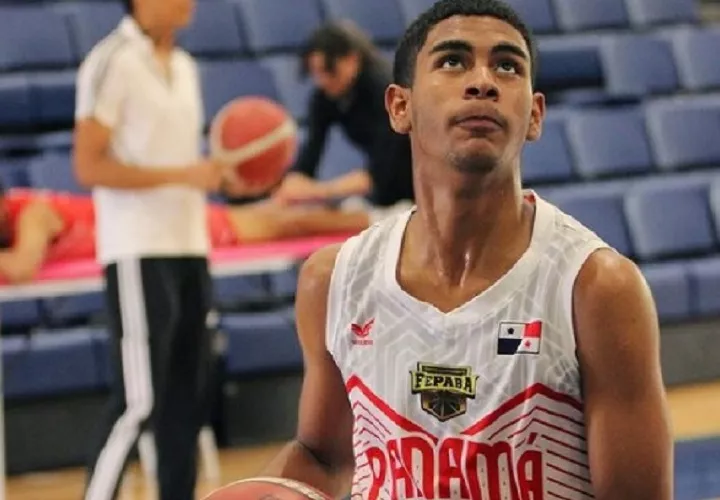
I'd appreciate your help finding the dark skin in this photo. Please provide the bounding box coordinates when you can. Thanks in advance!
[262,15,673,500]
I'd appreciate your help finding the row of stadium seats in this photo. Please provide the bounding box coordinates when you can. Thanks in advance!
[2,305,301,399]
[2,96,719,194]
[0,268,298,331]
[2,25,719,136]
[0,0,701,73]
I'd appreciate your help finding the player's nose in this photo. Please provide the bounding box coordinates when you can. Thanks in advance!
[463,67,499,101]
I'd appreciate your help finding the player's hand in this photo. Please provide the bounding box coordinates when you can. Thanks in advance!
[272,173,330,205]
[184,159,225,192]
[221,172,274,198]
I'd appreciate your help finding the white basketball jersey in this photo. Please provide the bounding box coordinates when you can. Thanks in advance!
[326,192,610,500]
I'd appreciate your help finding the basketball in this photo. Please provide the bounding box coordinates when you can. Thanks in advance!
[202,477,331,500]
[209,96,298,188]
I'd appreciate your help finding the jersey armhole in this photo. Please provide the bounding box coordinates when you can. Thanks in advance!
[562,241,612,355]
[325,236,362,359]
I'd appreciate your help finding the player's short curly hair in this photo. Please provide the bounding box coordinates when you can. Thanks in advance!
[393,0,538,88]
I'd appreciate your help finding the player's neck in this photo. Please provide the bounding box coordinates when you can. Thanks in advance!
[136,20,175,52]
[409,169,530,287]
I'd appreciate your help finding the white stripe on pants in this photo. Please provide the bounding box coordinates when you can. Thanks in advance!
[85,259,154,500]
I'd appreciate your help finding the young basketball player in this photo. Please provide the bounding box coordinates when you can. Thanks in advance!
[259,0,673,498]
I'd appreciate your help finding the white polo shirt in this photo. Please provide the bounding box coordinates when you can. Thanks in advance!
[75,16,208,264]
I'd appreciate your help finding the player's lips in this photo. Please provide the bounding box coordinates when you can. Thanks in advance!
[450,108,506,131]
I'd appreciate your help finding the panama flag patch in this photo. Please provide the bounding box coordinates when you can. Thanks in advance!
[497,320,543,355]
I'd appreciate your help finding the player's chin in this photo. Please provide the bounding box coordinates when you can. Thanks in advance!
[447,149,500,175]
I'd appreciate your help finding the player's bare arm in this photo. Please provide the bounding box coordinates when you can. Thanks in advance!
[262,243,355,498]
[574,249,673,499]
[73,119,221,192]
[0,201,62,283]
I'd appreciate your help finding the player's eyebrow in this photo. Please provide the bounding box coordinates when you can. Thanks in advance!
[490,42,528,61]
[429,39,528,62]
[428,39,474,57]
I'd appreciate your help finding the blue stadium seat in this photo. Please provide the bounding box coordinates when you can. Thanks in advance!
[536,35,603,90]
[624,0,698,27]
[552,0,630,32]
[710,178,720,237]
[624,177,717,261]
[27,70,77,126]
[2,336,28,398]
[645,98,720,171]
[213,275,274,310]
[56,1,124,60]
[43,292,105,326]
[521,114,574,184]
[320,0,405,43]
[668,27,720,92]
[641,262,692,322]
[270,267,300,299]
[178,0,245,57]
[1,300,44,331]
[687,257,720,317]
[545,183,634,256]
[27,153,87,194]
[674,438,720,500]
[0,158,30,189]
[564,107,654,179]
[0,5,75,70]
[234,0,323,53]
[33,131,74,153]
[505,0,558,34]
[396,0,437,27]
[198,59,280,126]
[600,34,679,98]
[3,329,102,398]
[0,75,33,128]
[260,55,315,122]
[396,0,557,34]
[220,308,301,374]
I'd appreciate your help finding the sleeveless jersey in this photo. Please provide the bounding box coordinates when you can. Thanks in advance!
[326,192,610,500]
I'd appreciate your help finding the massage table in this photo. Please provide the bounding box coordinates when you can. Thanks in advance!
[0,234,352,495]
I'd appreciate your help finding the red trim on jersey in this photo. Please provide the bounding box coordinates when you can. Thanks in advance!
[460,383,583,437]
[346,375,439,444]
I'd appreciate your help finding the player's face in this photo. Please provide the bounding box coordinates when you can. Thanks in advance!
[135,0,195,31]
[307,52,359,99]
[386,16,545,175]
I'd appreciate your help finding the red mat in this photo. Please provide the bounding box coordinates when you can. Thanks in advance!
[0,233,353,286]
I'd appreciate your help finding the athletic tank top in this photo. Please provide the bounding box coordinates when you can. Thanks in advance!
[326,191,610,500]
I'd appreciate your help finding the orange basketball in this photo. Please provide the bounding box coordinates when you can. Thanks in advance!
[210,96,298,188]
[202,477,331,500]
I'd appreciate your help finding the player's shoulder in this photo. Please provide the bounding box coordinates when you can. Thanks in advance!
[78,30,134,77]
[297,243,344,301]
[575,248,650,313]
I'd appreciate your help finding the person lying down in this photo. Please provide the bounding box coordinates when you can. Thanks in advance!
[0,188,412,283]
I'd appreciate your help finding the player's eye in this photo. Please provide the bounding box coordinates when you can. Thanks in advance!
[496,59,521,75]
[438,54,466,70]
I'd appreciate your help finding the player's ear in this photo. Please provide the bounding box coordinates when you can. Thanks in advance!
[526,91,546,142]
[385,84,411,134]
